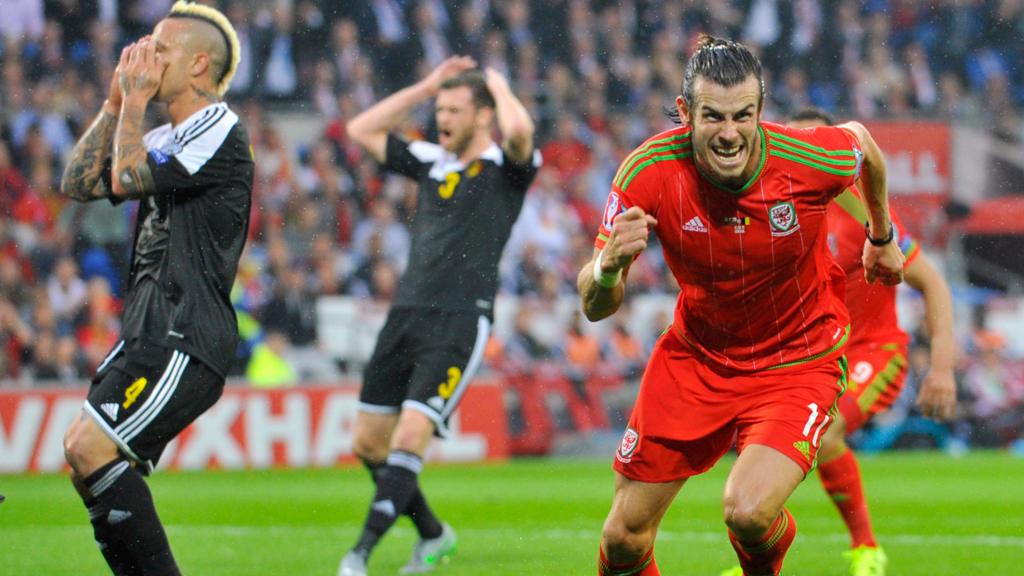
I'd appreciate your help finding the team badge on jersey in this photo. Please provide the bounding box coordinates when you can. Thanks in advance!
[602,193,625,230]
[768,201,800,236]
[616,427,639,463]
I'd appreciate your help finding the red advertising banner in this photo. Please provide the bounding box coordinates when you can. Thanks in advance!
[0,381,508,474]
[862,121,951,246]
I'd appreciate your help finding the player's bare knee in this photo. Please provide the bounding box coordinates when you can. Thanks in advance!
[601,517,651,563]
[723,497,777,540]
[352,430,389,463]
[63,422,94,473]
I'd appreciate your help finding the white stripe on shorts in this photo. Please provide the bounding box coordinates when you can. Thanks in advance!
[440,315,490,419]
[96,340,124,373]
[115,352,190,441]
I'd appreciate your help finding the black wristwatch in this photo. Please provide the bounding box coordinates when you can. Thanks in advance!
[864,222,895,246]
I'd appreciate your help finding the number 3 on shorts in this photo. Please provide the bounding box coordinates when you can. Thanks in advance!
[801,402,830,447]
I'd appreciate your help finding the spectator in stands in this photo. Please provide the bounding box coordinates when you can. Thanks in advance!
[46,255,86,331]
[963,331,1024,446]
[262,5,298,98]
[0,297,33,378]
[506,305,553,372]
[541,115,591,183]
[247,330,298,388]
[352,198,410,273]
[262,264,317,349]
[607,316,645,381]
[75,277,119,374]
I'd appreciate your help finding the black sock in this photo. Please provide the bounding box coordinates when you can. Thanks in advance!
[360,457,383,483]
[353,450,424,556]
[82,483,136,576]
[404,488,443,540]
[83,459,180,576]
[360,455,442,539]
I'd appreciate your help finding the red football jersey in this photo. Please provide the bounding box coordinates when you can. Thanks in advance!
[827,186,920,349]
[595,121,862,372]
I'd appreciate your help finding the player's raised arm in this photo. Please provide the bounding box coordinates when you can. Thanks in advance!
[347,55,476,163]
[60,45,133,202]
[839,121,905,286]
[112,38,167,199]
[578,206,657,322]
[483,67,534,164]
[904,254,958,420]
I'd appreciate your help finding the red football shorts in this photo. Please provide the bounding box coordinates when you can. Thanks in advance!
[613,329,848,483]
[838,343,908,433]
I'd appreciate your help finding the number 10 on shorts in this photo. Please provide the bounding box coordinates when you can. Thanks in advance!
[802,402,830,447]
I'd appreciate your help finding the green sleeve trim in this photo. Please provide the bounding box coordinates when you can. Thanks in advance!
[767,130,859,157]
[769,149,858,177]
[613,133,691,186]
[620,152,693,191]
[769,138,859,167]
[613,141,692,188]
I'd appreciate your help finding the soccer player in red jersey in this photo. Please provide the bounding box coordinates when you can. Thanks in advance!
[788,108,957,576]
[577,36,905,576]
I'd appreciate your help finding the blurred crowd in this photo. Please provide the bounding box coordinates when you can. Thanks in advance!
[0,1,1022,448]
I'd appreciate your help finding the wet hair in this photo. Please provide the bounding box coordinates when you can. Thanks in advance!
[439,71,496,110]
[667,34,764,124]
[167,0,241,96]
[789,107,836,126]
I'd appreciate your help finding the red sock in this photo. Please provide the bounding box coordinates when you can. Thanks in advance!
[818,449,877,548]
[598,546,660,575]
[728,508,797,576]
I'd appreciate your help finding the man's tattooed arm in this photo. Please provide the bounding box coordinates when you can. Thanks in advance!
[60,108,117,201]
[112,99,157,199]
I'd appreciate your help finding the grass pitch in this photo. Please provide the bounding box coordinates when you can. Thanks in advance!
[1,451,1022,575]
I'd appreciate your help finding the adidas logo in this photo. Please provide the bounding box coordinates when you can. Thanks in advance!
[100,403,119,421]
[372,499,396,517]
[682,216,708,233]
[107,509,132,525]
[792,441,811,461]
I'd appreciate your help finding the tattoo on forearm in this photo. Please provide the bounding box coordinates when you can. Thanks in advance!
[113,102,157,198]
[61,111,117,201]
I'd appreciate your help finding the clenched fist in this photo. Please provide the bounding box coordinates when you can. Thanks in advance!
[601,206,658,274]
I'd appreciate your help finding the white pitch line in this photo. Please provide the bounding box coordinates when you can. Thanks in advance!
[160,525,1024,548]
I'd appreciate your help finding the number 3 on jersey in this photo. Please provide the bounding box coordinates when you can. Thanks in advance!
[438,172,460,199]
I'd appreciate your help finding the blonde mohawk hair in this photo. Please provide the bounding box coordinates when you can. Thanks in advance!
[168,0,240,96]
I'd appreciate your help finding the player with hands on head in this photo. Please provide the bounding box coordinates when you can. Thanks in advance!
[60,3,251,575]
[579,35,902,576]
[340,55,540,576]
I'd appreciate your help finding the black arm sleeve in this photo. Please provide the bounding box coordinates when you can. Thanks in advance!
[383,134,430,179]
[502,148,541,192]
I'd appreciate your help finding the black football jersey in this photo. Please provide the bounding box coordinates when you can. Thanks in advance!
[383,134,540,317]
[117,102,253,376]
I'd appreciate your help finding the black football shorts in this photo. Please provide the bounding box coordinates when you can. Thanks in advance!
[360,308,491,437]
[84,341,224,473]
